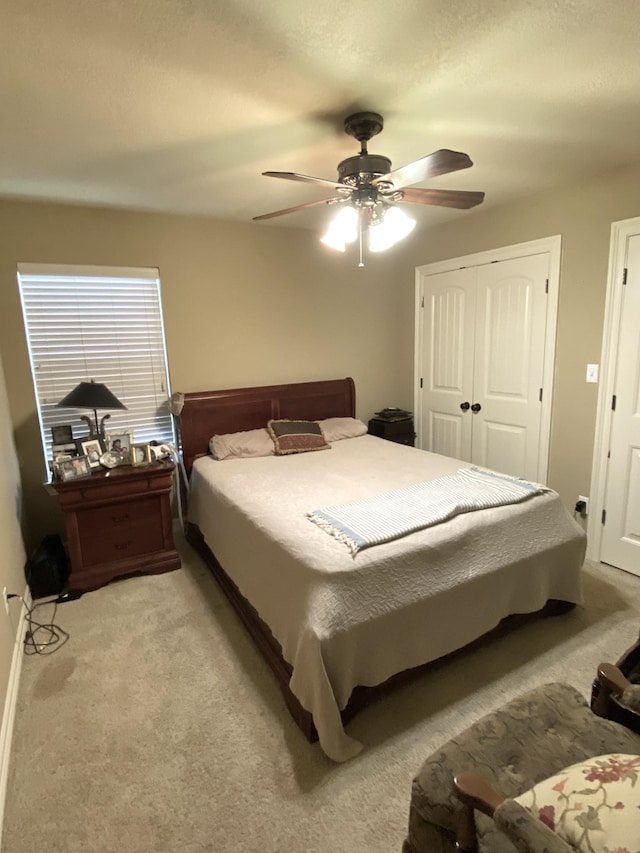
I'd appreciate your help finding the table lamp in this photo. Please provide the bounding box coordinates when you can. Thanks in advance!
[57,379,127,438]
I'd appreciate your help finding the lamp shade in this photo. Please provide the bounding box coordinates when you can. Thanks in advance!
[57,380,127,412]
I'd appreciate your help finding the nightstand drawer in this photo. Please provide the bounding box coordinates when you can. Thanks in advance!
[78,496,164,567]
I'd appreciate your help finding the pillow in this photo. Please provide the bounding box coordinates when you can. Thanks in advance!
[209,428,275,460]
[267,419,330,455]
[318,417,368,443]
[514,753,640,852]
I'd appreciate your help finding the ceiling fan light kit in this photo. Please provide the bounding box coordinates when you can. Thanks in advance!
[368,206,416,253]
[320,205,358,252]
[254,111,484,264]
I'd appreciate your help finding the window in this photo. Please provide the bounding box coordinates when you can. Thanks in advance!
[17,264,174,468]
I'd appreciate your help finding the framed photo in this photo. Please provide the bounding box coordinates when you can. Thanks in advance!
[52,442,78,455]
[131,442,152,467]
[105,431,133,458]
[80,438,104,468]
[51,424,73,445]
[58,455,92,481]
[52,454,73,480]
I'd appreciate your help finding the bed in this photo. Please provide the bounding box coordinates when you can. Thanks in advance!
[179,377,586,762]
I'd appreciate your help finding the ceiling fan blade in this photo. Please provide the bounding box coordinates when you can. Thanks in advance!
[252,198,344,221]
[263,171,347,191]
[397,187,485,210]
[372,149,473,189]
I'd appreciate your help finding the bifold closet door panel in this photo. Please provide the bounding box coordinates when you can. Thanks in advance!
[420,266,476,462]
[472,254,549,480]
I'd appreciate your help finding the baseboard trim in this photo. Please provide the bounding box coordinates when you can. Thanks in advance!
[0,586,30,846]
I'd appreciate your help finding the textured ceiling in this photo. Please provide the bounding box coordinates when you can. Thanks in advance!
[3,0,640,232]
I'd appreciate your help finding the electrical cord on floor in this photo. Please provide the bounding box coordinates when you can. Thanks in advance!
[7,594,70,655]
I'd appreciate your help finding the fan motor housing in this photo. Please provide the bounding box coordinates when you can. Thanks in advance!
[337,154,392,187]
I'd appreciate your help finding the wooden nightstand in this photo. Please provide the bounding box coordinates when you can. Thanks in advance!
[368,417,416,446]
[51,461,181,593]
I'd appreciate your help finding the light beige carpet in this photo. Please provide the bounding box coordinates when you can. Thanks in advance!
[3,532,639,853]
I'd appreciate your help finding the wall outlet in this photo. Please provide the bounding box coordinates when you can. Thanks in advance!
[2,587,8,616]
[577,495,590,516]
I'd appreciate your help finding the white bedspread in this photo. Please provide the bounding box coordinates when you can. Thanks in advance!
[188,435,586,762]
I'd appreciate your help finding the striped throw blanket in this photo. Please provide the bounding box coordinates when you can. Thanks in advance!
[307,467,546,555]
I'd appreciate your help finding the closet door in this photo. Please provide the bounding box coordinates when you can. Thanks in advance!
[419,253,549,480]
[472,254,549,479]
[420,267,476,461]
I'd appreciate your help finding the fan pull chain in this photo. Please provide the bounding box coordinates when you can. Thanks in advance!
[358,211,364,267]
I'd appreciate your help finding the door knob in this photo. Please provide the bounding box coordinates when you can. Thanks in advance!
[471,403,482,413]
[460,401,470,411]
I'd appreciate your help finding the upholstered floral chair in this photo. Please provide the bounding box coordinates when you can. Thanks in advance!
[402,665,640,853]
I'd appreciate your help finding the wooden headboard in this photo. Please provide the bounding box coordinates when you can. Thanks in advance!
[179,377,356,475]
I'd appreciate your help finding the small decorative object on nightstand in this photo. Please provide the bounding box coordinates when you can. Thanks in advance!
[50,461,181,593]
[368,408,416,446]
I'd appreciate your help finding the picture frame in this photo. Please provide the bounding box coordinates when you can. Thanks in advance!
[51,424,73,445]
[52,454,73,480]
[105,431,133,458]
[52,442,78,456]
[130,442,152,467]
[80,438,104,468]
[58,455,92,481]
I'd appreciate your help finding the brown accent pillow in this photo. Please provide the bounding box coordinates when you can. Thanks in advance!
[267,419,331,455]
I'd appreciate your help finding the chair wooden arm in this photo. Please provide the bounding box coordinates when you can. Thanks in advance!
[592,661,640,731]
[597,661,631,695]
[454,772,575,853]
[453,772,505,853]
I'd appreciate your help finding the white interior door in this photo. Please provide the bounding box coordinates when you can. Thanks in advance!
[417,248,553,482]
[420,267,476,460]
[600,233,640,576]
[472,255,549,479]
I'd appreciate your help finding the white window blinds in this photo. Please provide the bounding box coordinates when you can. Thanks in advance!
[17,264,175,465]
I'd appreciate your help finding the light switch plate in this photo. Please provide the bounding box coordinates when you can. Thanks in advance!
[586,363,599,383]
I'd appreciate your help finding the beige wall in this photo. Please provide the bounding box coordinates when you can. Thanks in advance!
[0,200,412,547]
[2,158,640,549]
[0,350,27,723]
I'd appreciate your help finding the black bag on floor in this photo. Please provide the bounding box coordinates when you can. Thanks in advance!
[25,534,70,599]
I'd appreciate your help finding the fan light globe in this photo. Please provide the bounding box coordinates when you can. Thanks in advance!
[320,206,359,252]
[369,207,416,252]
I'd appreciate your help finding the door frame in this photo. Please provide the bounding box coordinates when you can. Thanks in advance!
[588,216,640,561]
[414,234,561,484]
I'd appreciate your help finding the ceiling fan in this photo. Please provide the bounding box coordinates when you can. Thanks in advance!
[253,111,485,261]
